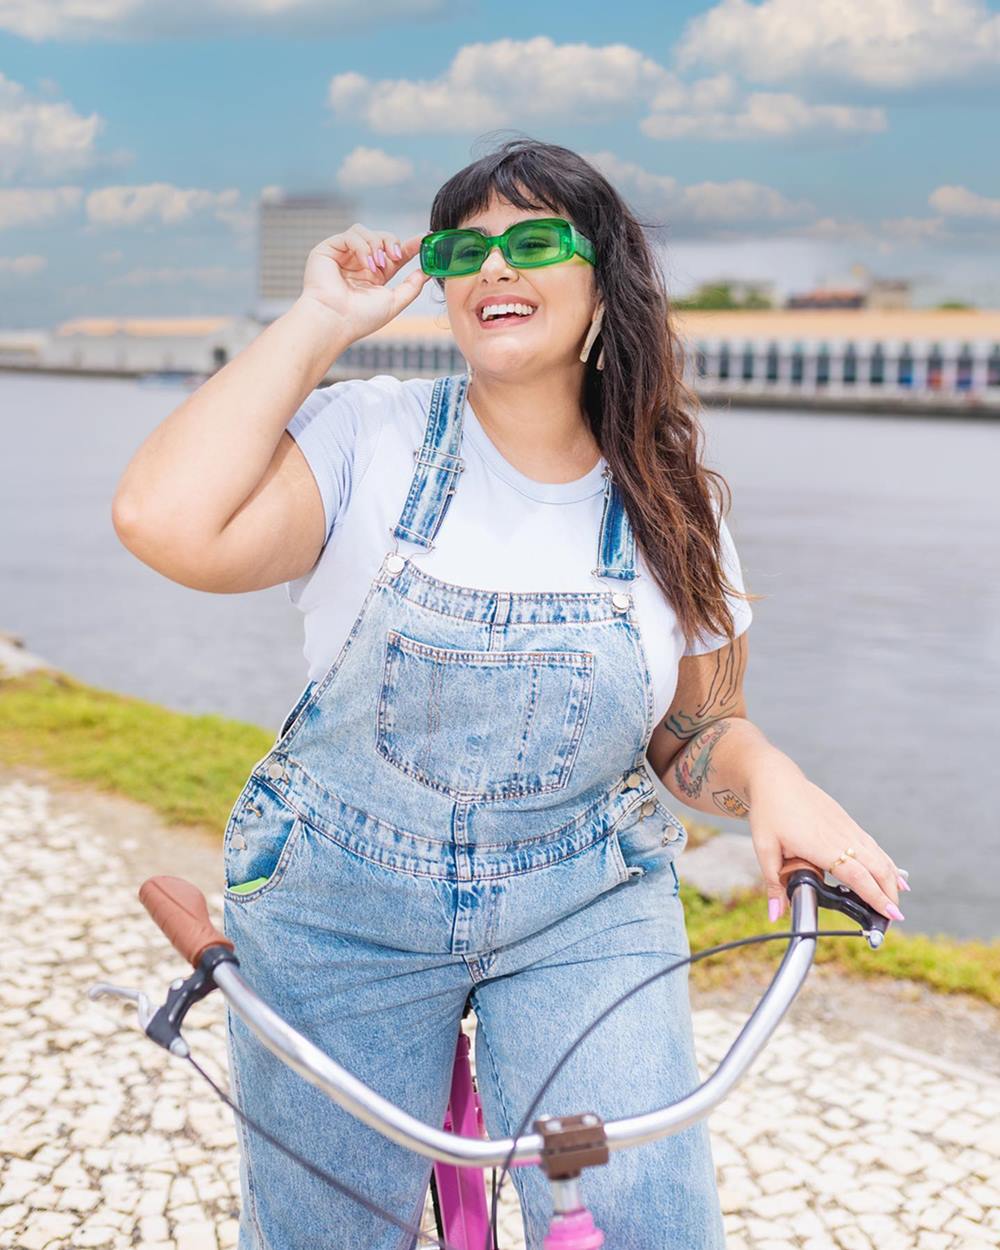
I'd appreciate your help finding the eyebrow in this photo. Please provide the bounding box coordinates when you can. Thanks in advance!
[459,217,550,235]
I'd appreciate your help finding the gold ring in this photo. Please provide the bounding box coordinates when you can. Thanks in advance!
[829,847,856,872]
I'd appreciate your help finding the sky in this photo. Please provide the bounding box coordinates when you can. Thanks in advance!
[2,0,999,328]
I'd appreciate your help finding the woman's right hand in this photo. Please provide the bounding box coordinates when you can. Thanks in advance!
[298,224,431,340]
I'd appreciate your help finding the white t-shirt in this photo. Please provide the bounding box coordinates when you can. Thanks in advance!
[284,374,752,722]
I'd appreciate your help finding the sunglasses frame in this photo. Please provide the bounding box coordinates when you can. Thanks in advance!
[420,216,596,278]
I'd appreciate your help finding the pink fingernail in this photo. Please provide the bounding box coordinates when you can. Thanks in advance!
[886,903,905,921]
[377,248,387,268]
[392,243,403,259]
[768,898,780,922]
[367,255,376,272]
[897,876,911,892]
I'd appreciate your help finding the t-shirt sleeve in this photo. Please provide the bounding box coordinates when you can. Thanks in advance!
[283,374,394,607]
[683,513,754,656]
[285,376,390,546]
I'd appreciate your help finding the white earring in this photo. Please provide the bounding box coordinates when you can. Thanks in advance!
[580,302,605,371]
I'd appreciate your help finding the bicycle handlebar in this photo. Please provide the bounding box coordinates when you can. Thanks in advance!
[132,855,888,1169]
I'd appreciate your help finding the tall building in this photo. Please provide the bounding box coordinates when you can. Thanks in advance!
[256,189,358,323]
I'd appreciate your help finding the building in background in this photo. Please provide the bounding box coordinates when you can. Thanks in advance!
[786,263,912,311]
[256,189,358,323]
[5,307,1000,410]
[34,316,261,377]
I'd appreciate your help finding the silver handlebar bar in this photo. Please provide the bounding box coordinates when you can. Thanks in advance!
[208,878,830,1168]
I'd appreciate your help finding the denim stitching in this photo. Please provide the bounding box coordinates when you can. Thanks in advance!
[225,998,267,1248]
[471,999,535,1245]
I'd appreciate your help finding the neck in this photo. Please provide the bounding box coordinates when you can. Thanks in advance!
[466,368,601,480]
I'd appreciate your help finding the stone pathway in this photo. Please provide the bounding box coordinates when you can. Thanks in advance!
[1,772,999,1250]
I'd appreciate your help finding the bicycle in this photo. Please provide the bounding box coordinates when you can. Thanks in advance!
[88,855,894,1249]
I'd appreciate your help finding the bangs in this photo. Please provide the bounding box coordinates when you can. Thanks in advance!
[429,152,572,233]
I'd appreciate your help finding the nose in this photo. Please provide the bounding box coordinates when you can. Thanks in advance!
[479,244,515,279]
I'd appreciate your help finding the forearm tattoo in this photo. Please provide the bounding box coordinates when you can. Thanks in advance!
[664,634,747,741]
[712,788,750,817]
[674,721,729,799]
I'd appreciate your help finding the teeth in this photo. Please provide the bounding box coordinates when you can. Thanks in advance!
[480,303,536,321]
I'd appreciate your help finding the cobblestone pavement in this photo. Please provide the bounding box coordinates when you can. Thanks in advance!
[2,774,999,1250]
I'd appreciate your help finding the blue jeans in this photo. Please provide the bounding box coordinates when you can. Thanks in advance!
[222,763,725,1250]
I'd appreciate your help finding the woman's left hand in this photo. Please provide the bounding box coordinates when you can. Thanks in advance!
[747,757,908,923]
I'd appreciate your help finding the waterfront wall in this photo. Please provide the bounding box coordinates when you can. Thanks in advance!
[4,309,1000,412]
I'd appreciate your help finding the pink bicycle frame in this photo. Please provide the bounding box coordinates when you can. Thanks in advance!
[431,1030,603,1249]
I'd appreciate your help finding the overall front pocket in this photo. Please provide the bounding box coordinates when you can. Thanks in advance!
[376,629,595,802]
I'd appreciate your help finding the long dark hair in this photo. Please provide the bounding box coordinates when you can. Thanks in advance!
[428,133,760,653]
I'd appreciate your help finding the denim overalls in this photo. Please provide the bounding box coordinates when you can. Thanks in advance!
[222,373,726,1250]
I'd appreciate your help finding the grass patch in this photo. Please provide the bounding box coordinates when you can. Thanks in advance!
[680,884,1000,1004]
[3,668,998,1008]
[0,669,272,830]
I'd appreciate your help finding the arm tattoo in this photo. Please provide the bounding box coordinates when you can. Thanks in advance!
[674,721,729,799]
[664,634,747,741]
[713,788,750,817]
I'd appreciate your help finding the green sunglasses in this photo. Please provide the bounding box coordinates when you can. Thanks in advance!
[420,216,596,278]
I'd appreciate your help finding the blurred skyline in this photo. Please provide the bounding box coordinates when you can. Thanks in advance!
[2,0,1000,327]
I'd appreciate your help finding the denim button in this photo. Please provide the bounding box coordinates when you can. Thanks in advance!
[611,593,630,612]
[624,771,643,788]
[641,799,656,817]
[231,833,246,850]
[265,760,284,780]
[662,826,681,843]
[385,554,406,574]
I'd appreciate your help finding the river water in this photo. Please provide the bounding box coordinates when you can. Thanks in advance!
[1,372,997,940]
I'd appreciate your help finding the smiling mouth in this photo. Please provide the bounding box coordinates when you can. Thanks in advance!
[476,308,538,329]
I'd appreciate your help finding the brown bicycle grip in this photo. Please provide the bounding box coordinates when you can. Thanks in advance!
[777,856,826,888]
[138,876,234,967]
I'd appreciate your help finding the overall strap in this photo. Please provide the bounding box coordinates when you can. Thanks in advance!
[593,467,638,582]
[391,373,467,550]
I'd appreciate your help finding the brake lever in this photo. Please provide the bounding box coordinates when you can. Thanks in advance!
[784,868,891,949]
[88,957,223,1058]
[87,981,157,1031]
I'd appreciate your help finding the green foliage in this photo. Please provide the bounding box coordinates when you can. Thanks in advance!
[934,300,974,310]
[673,282,773,311]
[3,669,998,1008]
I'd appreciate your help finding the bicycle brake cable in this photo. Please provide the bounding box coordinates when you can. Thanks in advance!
[483,925,867,1250]
[158,924,865,1250]
[181,1052,464,1250]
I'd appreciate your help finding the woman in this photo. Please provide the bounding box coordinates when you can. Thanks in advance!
[113,137,907,1249]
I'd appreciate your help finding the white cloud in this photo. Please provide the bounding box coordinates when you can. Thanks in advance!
[328,38,887,143]
[0,72,107,180]
[0,0,457,41]
[336,146,414,191]
[675,0,1000,89]
[0,186,82,229]
[794,217,876,242]
[84,183,244,228]
[107,265,248,286]
[583,150,815,235]
[642,89,885,141]
[328,37,672,133]
[928,185,1000,221]
[0,253,46,275]
[878,215,949,243]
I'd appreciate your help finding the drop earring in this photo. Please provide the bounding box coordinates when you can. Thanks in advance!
[579,302,606,371]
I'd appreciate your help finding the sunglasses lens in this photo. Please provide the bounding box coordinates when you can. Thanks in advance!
[507,221,566,265]
[425,232,486,276]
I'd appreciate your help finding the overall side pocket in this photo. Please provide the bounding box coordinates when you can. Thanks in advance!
[223,779,305,903]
